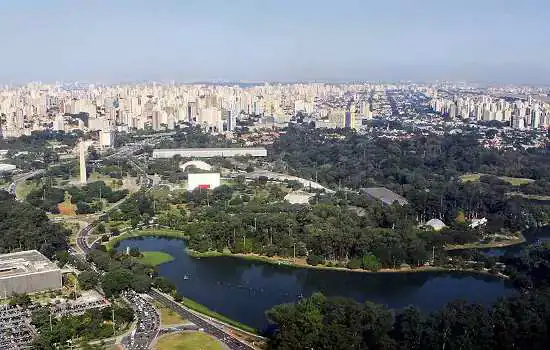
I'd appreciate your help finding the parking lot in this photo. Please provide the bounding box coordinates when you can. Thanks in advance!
[0,305,35,349]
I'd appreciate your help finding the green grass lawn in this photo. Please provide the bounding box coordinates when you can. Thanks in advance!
[15,180,39,200]
[154,331,225,350]
[180,297,257,334]
[105,228,188,250]
[499,176,535,186]
[139,251,175,266]
[460,173,534,186]
[506,192,550,201]
[153,301,187,326]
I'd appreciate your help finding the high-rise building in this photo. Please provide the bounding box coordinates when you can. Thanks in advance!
[188,102,197,122]
[100,130,115,148]
[151,109,161,130]
[54,114,65,131]
[344,111,353,128]
[449,104,457,119]
[226,110,235,131]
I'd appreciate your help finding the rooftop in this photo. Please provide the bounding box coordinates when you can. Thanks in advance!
[154,147,267,152]
[425,218,447,231]
[361,187,409,206]
[0,250,59,278]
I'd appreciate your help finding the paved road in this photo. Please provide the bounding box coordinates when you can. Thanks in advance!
[76,223,94,254]
[121,290,161,350]
[73,142,257,350]
[241,169,334,193]
[4,169,45,199]
[148,289,255,350]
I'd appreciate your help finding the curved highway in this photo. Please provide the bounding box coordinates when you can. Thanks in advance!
[148,289,255,350]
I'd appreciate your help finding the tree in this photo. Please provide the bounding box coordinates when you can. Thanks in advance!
[101,269,134,297]
[95,223,106,235]
[362,254,381,271]
[455,210,466,224]
[347,259,361,269]
[306,255,324,266]
[55,251,70,268]
[77,270,99,290]
[129,247,141,257]
[9,292,31,307]
[0,191,70,258]
[267,293,325,350]
[131,273,152,292]
[422,300,494,350]
[392,307,424,350]
[154,276,176,293]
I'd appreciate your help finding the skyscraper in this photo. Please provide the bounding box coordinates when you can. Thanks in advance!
[226,110,235,131]
[344,111,353,128]
[79,141,87,184]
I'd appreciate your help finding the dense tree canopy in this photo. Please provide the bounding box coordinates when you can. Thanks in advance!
[0,190,69,257]
[267,289,550,350]
[32,305,134,349]
[86,248,154,297]
[269,126,550,229]
[26,180,128,214]
[266,242,550,349]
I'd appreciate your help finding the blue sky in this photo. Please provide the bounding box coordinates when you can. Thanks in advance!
[0,0,549,84]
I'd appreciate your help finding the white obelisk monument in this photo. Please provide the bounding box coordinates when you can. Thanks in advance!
[79,141,87,184]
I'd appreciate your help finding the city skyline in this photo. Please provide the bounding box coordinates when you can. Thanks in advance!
[0,0,549,84]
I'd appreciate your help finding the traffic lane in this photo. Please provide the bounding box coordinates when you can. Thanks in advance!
[123,295,160,349]
[148,291,253,350]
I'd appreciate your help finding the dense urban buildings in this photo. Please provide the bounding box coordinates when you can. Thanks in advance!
[0,83,549,144]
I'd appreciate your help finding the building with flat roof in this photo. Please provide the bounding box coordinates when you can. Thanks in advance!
[0,163,16,173]
[187,172,221,191]
[152,147,267,159]
[361,187,409,206]
[0,250,62,297]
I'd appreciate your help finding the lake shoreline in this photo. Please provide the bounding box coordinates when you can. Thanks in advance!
[116,236,516,331]
[186,249,509,280]
[106,230,509,280]
[445,232,526,251]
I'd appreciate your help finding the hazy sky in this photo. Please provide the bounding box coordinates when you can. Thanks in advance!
[0,0,549,84]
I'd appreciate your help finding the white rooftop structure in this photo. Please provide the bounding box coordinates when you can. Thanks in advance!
[0,163,16,173]
[180,160,213,172]
[187,172,221,191]
[470,217,488,229]
[153,147,267,159]
[284,190,314,205]
[425,218,447,231]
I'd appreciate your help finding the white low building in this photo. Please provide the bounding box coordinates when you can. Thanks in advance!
[284,190,314,205]
[153,147,267,159]
[187,173,221,191]
[470,217,488,229]
[0,163,16,173]
[425,218,447,231]
[180,160,212,172]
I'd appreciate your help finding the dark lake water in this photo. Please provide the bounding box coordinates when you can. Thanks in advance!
[480,226,550,257]
[116,237,515,331]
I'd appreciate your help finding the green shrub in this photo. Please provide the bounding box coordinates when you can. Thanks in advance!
[306,255,324,266]
[347,259,361,270]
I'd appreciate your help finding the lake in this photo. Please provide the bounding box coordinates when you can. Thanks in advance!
[480,226,550,257]
[116,237,515,331]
